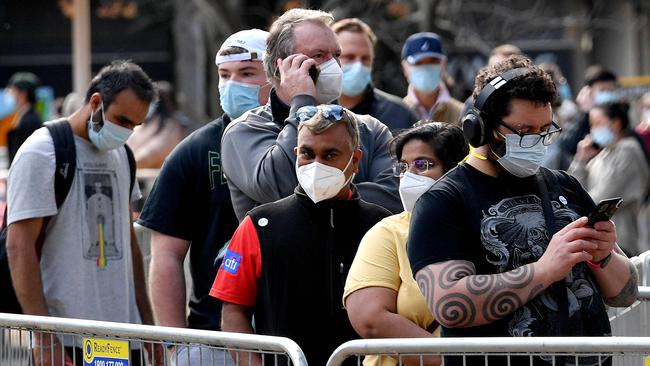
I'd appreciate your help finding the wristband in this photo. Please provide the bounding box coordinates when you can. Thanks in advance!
[586,252,613,270]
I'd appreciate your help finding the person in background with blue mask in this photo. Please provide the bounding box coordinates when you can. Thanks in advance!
[332,18,417,134]
[4,72,43,166]
[554,65,618,170]
[569,101,650,256]
[401,32,463,125]
[407,56,637,366]
[137,28,269,366]
[7,60,159,365]
[344,121,468,366]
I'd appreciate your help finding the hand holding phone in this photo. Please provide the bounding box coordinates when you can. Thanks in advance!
[587,197,622,226]
[275,54,318,98]
[308,65,320,84]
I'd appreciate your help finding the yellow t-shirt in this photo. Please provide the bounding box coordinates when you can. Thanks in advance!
[343,211,436,366]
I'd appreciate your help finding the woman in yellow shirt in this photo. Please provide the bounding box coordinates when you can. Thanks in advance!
[344,121,469,366]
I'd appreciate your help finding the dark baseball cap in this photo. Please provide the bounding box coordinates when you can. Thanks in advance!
[401,32,446,64]
[8,72,40,93]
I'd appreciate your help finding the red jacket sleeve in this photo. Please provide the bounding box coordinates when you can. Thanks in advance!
[209,215,261,306]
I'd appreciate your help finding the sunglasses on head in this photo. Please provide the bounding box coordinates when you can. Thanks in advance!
[296,104,345,123]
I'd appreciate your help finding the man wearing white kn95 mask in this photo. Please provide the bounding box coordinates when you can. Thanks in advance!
[221,7,401,222]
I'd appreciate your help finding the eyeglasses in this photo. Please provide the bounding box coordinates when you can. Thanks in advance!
[392,159,436,177]
[496,120,562,148]
[296,104,345,123]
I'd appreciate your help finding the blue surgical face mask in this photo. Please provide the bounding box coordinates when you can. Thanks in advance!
[0,91,17,119]
[219,80,261,119]
[494,134,548,178]
[559,83,572,102]
[87,102,134,151]
[408,64,442,93]
[341,62,372,97]
[591,126,615,148]
[594,90,617,105]
[146,102,157,119]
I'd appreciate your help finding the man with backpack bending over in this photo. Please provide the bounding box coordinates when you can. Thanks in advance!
[6,60,158,365]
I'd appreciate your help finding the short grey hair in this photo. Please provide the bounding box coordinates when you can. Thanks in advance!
[297,107,360,150]
[264,8,335,84]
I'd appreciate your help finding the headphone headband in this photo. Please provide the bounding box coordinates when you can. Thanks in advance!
[462,67,532,147]
[473,67,531,112]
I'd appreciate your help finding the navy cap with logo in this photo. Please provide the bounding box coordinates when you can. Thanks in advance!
[401,32,446,64]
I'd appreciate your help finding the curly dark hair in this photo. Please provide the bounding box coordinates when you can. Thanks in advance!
[472,55,557,131]
[391,121,469,173]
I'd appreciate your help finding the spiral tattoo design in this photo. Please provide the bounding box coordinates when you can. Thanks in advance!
[500,265,534,289]
[483,290,523,322]
[435,293,476,327]
[415,267,436,309]
[439,262,475,289]
[527,284,545,301]
[467,275,495,295]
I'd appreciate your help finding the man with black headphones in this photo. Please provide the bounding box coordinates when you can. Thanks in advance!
[407,55,638,365]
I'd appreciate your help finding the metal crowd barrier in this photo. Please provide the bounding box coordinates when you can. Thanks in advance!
[609,251,650,338]
[326,337,650,366]
[326,277,650,366]
[0,313,307,366]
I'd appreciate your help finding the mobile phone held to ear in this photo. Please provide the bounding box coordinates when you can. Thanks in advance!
[587,197,622,226]
[309,65,320,84]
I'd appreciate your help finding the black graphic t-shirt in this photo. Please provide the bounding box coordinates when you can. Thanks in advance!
[407,163,611,364]
[138,116,239,330]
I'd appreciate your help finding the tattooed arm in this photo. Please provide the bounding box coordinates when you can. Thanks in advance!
[414,217,597,328]
[583,220,638,307]
[590,252,639,307]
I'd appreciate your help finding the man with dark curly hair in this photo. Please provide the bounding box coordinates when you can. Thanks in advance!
[407,55,638,366]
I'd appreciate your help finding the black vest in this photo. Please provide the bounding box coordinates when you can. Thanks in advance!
[247,186,391,365]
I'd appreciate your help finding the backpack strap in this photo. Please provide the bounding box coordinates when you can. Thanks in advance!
[123,144,136,196]
[536,167,568,338]
[44,120,77,208]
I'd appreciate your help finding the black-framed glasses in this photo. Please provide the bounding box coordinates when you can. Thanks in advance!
[496,120,562,148]
[392,159,436,177]
[296,104,345,123]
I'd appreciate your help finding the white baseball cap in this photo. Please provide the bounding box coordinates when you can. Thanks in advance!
[215,28,269,66]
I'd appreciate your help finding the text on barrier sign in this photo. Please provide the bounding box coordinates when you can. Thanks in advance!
[83,338,129,366]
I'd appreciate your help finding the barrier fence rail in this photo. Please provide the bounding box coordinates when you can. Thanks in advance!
[325,336,650,366]
[0,313,308,366]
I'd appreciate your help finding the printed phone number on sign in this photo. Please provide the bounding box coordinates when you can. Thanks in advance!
[90,360,127,366]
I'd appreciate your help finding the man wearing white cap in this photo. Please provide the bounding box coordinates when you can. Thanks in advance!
[401,32,463,125]
[138,29,270,366]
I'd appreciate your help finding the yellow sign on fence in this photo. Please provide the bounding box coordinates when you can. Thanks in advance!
[82,338,129,366]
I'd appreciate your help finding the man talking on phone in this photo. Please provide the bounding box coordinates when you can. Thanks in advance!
[220,8,401,221]
[407,55,638,366]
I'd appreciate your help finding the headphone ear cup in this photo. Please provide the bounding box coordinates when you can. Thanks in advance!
[462,109,486,147]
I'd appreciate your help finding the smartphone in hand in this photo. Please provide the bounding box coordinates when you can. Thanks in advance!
[309,65,320,84]
[587,197,622,226]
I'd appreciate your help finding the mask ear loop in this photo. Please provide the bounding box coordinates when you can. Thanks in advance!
[339,109,358,185]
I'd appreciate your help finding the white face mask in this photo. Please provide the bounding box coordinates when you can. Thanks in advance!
[399,171,436,212]
[315,58,343,104]
[296,152,355,203]
[495,134,547,178]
